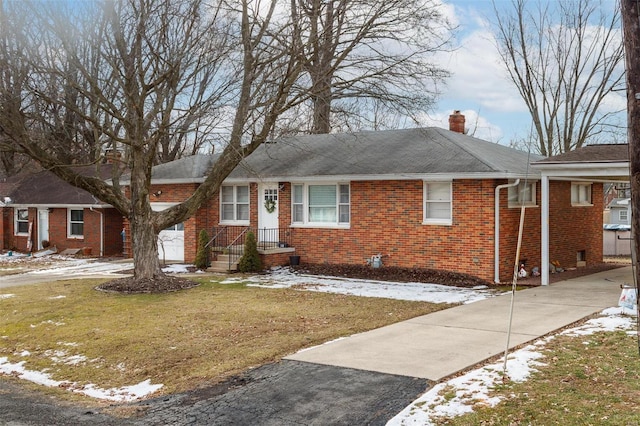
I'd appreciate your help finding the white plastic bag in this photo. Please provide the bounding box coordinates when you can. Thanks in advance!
[619,286,637,311]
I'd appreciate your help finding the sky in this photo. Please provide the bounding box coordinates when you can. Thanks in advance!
[425,0,625,146]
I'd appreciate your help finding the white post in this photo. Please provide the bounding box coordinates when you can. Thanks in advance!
[541,175,550,286]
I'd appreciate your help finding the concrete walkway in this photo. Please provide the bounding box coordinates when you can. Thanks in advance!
[286,266,632,382]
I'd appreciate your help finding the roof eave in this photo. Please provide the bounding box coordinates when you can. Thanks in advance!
[222,171,541,183]
[7,203,113,209]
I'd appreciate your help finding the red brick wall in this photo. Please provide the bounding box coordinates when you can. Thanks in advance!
[282,179,602,283]
[287,180,501,281]
[121,179,604,281]
[260,251,293,268]
[497,182,542,281]
[549,181,603,268]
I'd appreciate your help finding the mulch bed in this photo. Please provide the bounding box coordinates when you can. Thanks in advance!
[293,262,627,288]
[293,263,494,288]
[96,275,200,294]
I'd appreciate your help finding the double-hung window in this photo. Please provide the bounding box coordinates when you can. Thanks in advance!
[220,185,249,223]
[68,209,84,238]
[15,208,29,235]
[292,183,350,226]
[508,181,536,207]
[424,181,452,225]
[620,209,629,223]
[571,183,592,206]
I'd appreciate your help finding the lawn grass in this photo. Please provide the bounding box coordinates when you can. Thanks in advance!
[434,328,640,425]
[0,275,446,401]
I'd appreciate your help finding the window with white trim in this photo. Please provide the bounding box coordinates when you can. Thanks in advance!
[291,183,350,226]
[508,181,536,207]
[619,209,629,223]
[164,223,184,231]
[292,184,304,223]
[15,208,29,235]
[220,185,249,223]
[68,209,84,238]
[571,183,592,206]
[424,181,452,225]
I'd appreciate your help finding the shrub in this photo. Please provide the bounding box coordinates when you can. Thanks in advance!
[238,231,262,273]
[194,229,210,269]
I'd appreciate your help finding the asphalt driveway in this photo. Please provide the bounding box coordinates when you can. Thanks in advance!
[1,361,429,425]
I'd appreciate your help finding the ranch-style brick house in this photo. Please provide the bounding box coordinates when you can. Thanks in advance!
[0,112,623,285]
[128,112,612,284]
[0,165,124,257]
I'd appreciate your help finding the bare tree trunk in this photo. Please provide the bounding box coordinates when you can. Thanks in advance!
[311,84,332,134]
[130,210,162,279]
[621,0,640,291]
[129,158,162,280]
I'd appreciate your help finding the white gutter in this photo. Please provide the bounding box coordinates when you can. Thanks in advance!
[89,207,104,257]
[495,179,520,283]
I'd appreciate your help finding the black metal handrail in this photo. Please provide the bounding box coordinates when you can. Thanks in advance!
[208,226,293,270]
[226,227,250,271]
[255,227,292,250]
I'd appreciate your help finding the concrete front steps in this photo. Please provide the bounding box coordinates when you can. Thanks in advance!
[207,253,240,273]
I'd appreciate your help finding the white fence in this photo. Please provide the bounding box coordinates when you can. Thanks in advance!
[603,229,632,256]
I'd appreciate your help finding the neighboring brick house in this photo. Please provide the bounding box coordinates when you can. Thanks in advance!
[134,112,611,284]
[0,165,124,257]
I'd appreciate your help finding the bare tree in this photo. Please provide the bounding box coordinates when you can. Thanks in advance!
[0,0,302,287]
[289,0,452,134]
[493,0,624,156]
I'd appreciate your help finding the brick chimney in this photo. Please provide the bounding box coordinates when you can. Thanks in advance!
[105,149,122,164]
[448,110,465,134]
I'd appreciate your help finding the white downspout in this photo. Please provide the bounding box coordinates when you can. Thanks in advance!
[495,179,520,283]
[90,207,104,257]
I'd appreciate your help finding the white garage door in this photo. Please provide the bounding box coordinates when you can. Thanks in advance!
[158,222,184,262]
[152,203,185,262]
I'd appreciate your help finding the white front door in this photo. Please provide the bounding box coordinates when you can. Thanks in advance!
[37,209,49,250]
[258,183,279,242]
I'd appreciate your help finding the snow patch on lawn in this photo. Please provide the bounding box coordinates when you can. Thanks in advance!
[30,320,65,328]
[0,357,162,402]
[387,307,636,425]
[162,264,192,274]
[224,267,499,304]
[44,349,88,366]
[28,258,133,276]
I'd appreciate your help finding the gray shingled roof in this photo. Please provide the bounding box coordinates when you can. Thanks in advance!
[4,165,116,206]
[151,154,219,181]
[534,144,629,164]
[152,128,543,182]
[234,128,543,178]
